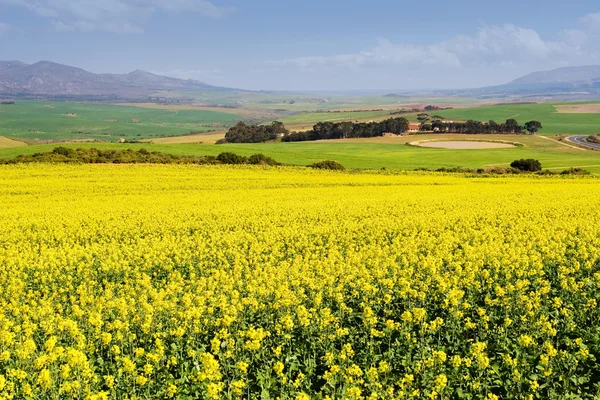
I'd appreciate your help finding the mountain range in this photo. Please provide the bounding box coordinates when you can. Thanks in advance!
[5,60,600,101]
[453,65,600,100]
[0,60,235,100]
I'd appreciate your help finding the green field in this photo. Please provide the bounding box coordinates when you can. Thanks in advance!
[0,101,245,142]
[1,134,599,172]
[278,110,399,124]
[164,90,480,112]
[435,103,600,135]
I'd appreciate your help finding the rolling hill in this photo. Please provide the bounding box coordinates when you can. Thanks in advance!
[0,60,238,100]
[453,65,600,99]
[510,65,600,85]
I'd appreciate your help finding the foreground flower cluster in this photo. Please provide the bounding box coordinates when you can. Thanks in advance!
[0,164,600,399]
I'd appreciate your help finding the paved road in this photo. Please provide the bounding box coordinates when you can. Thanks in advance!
[566,136,600,151]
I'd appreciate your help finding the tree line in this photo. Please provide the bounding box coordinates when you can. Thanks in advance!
[282,117,410,142]
[222,121,289,143]
[221,115,543,144]
[418,114,542,135]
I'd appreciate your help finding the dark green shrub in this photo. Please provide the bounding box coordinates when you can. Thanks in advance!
[217,152,248,164]
[560,168,590,175]
[536,169,557,176]
[52,146,77,158]
[247,154,279,166]
[308,160,345,171]
[510,159,542,172]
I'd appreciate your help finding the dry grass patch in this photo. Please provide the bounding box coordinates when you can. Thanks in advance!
[0,136,28,149]
[146,131,226,144]
[411,140,517,149]
[555,104,600,113]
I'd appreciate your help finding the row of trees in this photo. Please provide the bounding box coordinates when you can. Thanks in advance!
[0,147,282,166]
[417,114,542,135]
[282,117,410,142]
[224,121,289,143]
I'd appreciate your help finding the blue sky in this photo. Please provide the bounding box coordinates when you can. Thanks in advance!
[2,1,600,90]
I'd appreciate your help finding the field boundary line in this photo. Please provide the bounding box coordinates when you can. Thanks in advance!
[539,135,585,151]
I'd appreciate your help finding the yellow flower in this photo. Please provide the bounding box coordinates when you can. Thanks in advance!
[434,374,448,391]
[135,375,148,386]
[101,332,112,345]
[230,380,245,395]
[273,361,285,376]
[519,335,534,347]
[122,357,136,374]
[237,361,249,374]
[104,375,115,389]
[167,384,177,397]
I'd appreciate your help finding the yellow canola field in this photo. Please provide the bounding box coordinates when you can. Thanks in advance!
[1,164,600,400]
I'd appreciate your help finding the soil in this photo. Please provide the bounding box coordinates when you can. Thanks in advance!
[412,141,516,149]
[555,104,600,113]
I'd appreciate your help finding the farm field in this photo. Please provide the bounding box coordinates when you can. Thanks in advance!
[162,90,479,112]
[0,136,27,148]
[277,110,403,125]
[0,101,246,142]
[1,134,599,172]
[1,164,600,399]
[434,102,600,135]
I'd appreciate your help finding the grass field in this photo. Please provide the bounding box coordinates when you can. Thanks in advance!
[0,101,246,142]
[0,136,27,148]
[160,90,481,112]
[277,110,403,124]
[435,102,600,135]
[1,165,600,398]
[1,134,599,172]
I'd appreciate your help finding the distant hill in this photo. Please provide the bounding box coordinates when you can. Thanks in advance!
[510,65,600,85]
[453,65,600,100]
[0,60,239,101]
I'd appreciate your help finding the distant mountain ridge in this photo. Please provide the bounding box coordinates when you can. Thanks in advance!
[0,60,237,100]
[448,65,600,100]
[510,65,600,85]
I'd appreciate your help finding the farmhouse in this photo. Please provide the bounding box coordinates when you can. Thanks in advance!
[408,123,420,132]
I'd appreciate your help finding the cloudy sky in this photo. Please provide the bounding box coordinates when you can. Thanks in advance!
[2,0,600,90]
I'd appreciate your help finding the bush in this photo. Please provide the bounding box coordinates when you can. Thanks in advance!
[535,169,557,176]
[588,135,600,144]
[308,160,345,171]
[216,152,248,165]
[560,168,590,175]
[1,148,240,166]
[52,146,77,158]
[510,159,542,172]
[247,154,279,166]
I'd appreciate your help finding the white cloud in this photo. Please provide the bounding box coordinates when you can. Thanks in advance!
[270,15,600,73]
[0,0,231,33]
[0,22,11,35]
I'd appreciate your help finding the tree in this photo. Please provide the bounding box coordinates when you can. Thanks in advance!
[511,159,542,172]
[225,121,288,143]
[524,121,542,135]
[417,113,430,125]
[504,119,521,134]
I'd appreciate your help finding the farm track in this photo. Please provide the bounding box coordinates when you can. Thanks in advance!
[566,136,600,151]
